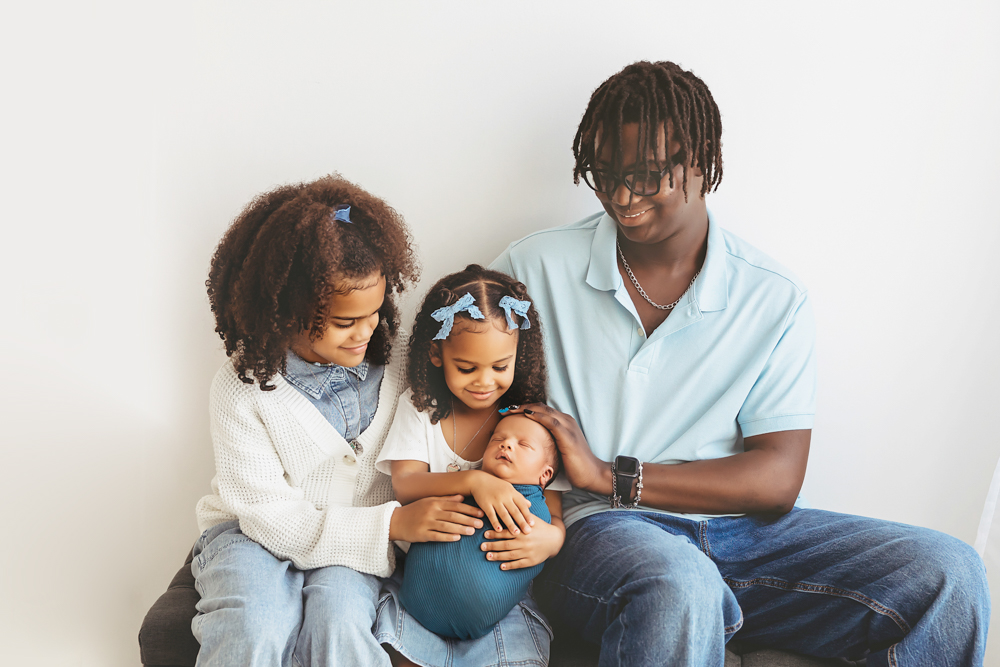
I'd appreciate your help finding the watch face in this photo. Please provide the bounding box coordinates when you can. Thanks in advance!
[616,456,639,476]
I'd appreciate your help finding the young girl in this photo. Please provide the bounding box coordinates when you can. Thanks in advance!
[374,264,570,667]
[192,175,484,667]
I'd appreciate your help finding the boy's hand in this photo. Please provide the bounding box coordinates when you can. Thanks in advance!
[503,403,608,494]
[471,473,534,535]
[480,518,565,570]
[389,495,484,543]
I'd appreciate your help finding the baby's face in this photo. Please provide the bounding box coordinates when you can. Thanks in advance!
[481,415,554,486]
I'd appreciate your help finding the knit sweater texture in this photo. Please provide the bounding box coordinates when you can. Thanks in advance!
[398,483,551,639]
[195,353,405,576]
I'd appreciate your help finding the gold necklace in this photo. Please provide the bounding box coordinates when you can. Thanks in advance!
[447,398,497,472]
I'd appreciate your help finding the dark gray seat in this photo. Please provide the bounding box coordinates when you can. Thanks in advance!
[138,549,858,667]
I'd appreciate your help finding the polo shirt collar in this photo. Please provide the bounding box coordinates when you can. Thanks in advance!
[585,214,621,292]
[698,211,729,312]
[584,211,729,312]
[283,350,368,398]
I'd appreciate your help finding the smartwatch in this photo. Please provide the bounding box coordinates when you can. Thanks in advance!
[611,455,643,509]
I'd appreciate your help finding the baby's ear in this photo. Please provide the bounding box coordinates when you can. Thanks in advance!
[539,464,554,487]
[428,342,443,368]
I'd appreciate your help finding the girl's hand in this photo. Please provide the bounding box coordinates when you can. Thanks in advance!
[389,495,484,543]
[471,472,535,535]
[480,518,565,570]
[503,403,610,493]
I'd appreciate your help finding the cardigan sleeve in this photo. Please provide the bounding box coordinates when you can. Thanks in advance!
[208,368,399,575]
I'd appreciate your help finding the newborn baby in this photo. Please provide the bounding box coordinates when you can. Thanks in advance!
[398,414,561,640]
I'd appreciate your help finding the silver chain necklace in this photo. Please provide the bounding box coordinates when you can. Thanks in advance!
[617,240,700,311]
[446,398,497,472]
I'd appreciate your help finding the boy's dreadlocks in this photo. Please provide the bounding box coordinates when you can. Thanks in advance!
[573,60,723,200]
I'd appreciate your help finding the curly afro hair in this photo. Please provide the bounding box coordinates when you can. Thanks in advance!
[407,264,547,424]
[207,174,420,390]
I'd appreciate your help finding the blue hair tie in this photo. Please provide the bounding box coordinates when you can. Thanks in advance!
[431,293,484,340]
[498,295,531,331]
[331,205,352,224]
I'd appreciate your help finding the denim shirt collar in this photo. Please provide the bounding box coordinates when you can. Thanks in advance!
[282,350,368,399]
[584,211,729,312]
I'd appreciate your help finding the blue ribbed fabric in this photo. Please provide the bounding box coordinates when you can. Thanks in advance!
[398,484,551,639]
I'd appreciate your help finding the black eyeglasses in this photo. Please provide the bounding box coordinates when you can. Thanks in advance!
[580,150,685,197]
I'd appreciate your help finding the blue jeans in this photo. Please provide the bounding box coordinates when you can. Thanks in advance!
[375,568,553,667]
[191,521,390,667]
[534,508,990,667]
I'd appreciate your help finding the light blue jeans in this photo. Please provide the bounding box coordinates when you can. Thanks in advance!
[535,508,990,667]
[375,566,553,667]
[190,521,390,667]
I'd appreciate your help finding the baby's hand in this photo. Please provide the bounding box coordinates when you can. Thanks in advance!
[471,473,534,535]
[480,519,565,570]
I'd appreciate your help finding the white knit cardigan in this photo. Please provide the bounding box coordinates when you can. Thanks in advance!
[195,352,405,576]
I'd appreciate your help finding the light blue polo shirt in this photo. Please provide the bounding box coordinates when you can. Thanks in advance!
[490,212,816,526]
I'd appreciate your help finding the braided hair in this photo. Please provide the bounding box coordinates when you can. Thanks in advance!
[407,264,548,424]
[573,60,723,200]
[207,174,420,390]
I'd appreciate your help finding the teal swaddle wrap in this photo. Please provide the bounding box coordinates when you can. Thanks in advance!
[398,483,551,639]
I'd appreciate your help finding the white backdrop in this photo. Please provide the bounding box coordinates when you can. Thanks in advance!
[2,2,998,665]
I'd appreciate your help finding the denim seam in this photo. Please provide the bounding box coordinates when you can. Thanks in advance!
[698,521,714,560]
[197,536,256,569]
[888,643,898,667]
[724,610,744,635]
[493,620,507,666]
[723,575,912,635]
[698,521,743,635]
[520,604,548,661]
[615,582,629,667]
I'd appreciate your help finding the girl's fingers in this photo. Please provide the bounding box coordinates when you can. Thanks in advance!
[499,558,532,571]
[507,503,532,534]
[483,507,502,533]
[442,510,483,529]
[485,548,524,562]
[426,529,462,542]
[481,538,517,551]
[433,520,474,535]
[445,500,484,517]
[497,505,521,534]
[515,498,535,526]
[483,530,516,541]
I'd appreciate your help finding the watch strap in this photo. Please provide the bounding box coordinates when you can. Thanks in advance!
[611,456,643,509]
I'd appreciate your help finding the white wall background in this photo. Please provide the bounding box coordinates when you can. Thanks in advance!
[2,1,998,665]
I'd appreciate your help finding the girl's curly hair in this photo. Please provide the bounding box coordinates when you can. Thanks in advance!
[407,264,547,424]
[207,174,419,390]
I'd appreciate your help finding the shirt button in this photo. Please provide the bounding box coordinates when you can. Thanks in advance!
[343,454,357,465]
[637,326,644,336]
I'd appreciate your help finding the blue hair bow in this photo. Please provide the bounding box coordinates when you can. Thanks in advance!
[431,293,484,340]
[498,296,531,331]
[330,205,352,224]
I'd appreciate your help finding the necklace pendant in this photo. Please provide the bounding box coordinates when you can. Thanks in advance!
[447,462,462,473]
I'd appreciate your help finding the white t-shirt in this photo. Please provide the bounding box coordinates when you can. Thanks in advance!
[376,388,571,489]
